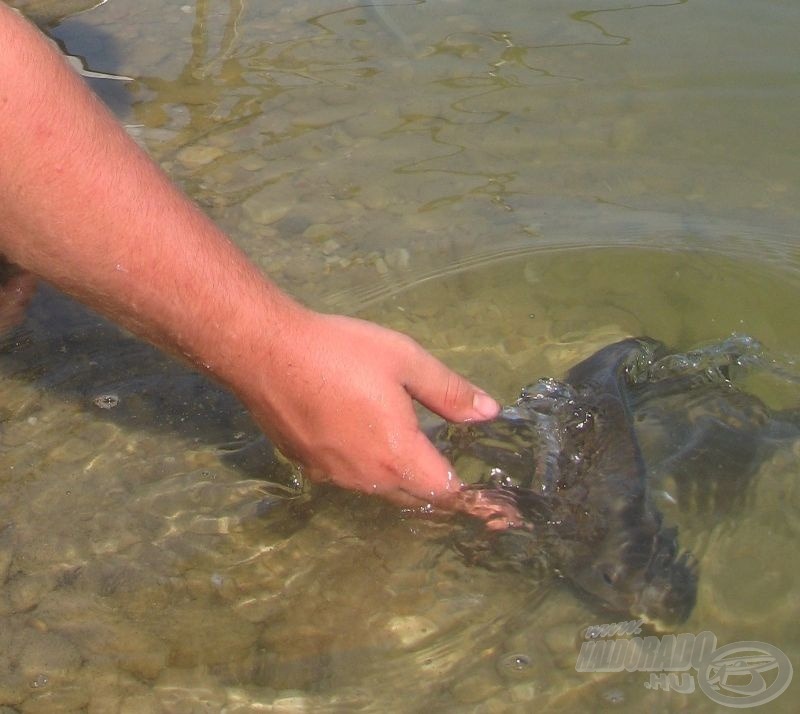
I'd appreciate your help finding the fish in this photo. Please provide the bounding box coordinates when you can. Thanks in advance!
[435,336,799,627]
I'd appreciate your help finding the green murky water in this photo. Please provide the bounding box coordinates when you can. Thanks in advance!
[2,1,799,711]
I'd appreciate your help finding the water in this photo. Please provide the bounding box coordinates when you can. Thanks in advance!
[2,0,799,711]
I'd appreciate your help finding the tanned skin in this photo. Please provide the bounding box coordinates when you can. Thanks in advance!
[0,5,518,522]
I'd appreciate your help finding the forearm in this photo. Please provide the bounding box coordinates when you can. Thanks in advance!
[0,5,514,518]
[0,5,300,395]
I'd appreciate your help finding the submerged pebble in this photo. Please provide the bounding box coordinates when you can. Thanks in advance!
[7,572,57,613]
[240,191,292,226]
[176,144,225,168]
[19,631,82,683]
[385,615,438,649]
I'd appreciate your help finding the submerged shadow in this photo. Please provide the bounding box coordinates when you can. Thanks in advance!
[2,3,293,483]
[0,284,292,484]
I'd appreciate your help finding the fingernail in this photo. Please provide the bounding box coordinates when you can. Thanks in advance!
[472,391,500,419]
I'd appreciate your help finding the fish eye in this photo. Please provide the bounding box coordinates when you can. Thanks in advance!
[601,568,617,586]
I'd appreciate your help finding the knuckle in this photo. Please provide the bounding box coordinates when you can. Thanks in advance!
[442,373,469,410]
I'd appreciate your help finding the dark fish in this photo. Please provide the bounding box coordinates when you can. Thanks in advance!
[436,336,798,627]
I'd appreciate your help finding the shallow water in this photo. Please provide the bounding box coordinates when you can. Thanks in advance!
[2,0,800,712]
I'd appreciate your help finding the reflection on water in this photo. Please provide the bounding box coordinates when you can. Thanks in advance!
[31,0,800,308]
[2,0,800,711]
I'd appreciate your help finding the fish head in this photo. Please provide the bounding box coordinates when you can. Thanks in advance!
[634,527,698,628]
[570,525,698,628]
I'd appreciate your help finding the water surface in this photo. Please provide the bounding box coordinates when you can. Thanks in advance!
[2,0,799,711]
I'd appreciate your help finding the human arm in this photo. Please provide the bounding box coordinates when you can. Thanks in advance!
[0,5,509,513]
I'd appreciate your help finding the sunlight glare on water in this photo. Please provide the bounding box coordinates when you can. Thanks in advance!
[1,0,799,711]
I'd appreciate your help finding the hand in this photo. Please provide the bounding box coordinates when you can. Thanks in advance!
[0,7,520,527]
[237,310,510,514]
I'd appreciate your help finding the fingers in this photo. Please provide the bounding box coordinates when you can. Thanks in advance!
[403,342,500,424]
[401,429,465,500]
[454,488,528,530]
[251,314,505,521]
[390,443,530,531]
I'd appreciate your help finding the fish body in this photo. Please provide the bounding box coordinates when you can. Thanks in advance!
[437,336,797,626]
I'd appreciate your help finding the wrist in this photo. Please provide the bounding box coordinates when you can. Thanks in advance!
[198,274,314,414]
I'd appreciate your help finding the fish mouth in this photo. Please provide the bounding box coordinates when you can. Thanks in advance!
[635,603,686,634]
[633,548,699,629]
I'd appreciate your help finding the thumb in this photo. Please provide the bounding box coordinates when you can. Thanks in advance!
[404,346,500,423]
